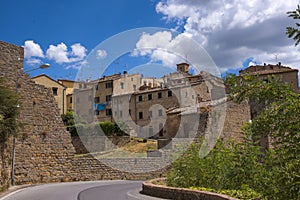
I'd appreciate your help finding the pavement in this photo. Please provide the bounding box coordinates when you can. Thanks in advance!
[0,181,168,200]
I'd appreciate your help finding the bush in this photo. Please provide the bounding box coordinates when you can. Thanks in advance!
[167,140,264,190]
[99,121,115,136]
[190,185,266,200]
[167,140,269,198]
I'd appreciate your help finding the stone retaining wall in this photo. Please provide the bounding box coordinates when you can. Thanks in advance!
[71,135,130,154]
[141,178,239,200]
[70,155,169,181]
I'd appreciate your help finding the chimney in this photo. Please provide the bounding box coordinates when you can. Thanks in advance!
[123,70,128,77]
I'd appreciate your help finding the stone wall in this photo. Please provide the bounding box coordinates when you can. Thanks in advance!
[0,41,76,184]
[221,100,250,142]
[71,155,169,181]
[71,136,130,154]
[142,178,239,200]
[0,41,24,190]
[0,137,13,192]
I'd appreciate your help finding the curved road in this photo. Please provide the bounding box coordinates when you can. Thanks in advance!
[0,180,167,200]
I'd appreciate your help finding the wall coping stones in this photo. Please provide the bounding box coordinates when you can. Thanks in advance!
[141,178,239,200]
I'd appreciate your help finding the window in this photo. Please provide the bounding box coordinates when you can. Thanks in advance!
[133,84,136,91]
[148,93,152,100]
[94,97,100,103]
[52,87,58,96]
[139,112,143,119]
[168,90,172,97]
[159,123,163,137]
[149,127,153,136]
[148,110,152,118]
[120,110,123,117]
[106,95,112,102]
[158,109,163,116]
[129,109,131,115]
[70,97,72,103]
[158,92,162,99]
[120,82,124,89]
[106,109,112,116]
[138,95,143,102]
[106,82,113,88]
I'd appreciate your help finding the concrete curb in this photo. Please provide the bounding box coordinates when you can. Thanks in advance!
[141,178,239,200]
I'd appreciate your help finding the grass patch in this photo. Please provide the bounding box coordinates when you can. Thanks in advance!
[122,139,157,153]
[152,179,167,186]
[74,138,157,158]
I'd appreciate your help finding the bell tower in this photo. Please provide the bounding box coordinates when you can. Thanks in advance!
[176,63,189,73]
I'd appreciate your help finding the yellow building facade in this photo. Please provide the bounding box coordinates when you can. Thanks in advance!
[32,74,67,115]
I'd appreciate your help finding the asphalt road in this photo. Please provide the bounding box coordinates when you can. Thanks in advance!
[0,180,168,200]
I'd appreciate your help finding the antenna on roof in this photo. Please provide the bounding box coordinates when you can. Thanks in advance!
[185,54,188,63]
[274,54,278,63]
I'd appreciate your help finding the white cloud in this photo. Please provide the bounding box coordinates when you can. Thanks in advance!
[46,42,87,63]
[132,31,178,66]
[96,49,107,59]
[65,60,88,70]
[132,31,217,74]
[132,31,173,57]
[46,43,69,63]
[23,40,44,58]
[26,58,42,66]
[71,43,87,61]
[155,0,300,71]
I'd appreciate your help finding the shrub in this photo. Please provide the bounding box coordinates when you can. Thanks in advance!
[167,140,268,198]
[190,185,266,200]
[99,121,115,136]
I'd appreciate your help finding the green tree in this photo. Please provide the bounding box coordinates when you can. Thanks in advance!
[287,5,300,46]
[0,78,20,190]
[226,74,300,199]
[61,111,86,136]
[0,78,20,142]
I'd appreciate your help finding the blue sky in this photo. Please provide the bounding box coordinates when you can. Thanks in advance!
[1,0,300,80]
[0,0,171,79]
